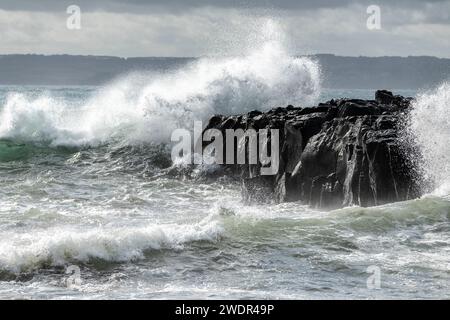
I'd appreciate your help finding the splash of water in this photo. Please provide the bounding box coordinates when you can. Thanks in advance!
[408,82,450,196]
[0,20,321,147]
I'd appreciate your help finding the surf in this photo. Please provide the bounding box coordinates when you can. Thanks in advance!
[0,20,321,149]
[406,82,450,197]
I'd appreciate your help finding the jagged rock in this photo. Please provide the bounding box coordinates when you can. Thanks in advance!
[337,101,381,117]
[202,90,420,208]
[375,90,395,104]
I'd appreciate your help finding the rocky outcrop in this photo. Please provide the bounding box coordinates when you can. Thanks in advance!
[203,90,421,209]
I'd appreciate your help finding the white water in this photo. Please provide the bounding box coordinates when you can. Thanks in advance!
[0,214,223,273]
[0,19,449,300]
[0,85,449,299]
[0,21,321,147]
[408,82,450,197]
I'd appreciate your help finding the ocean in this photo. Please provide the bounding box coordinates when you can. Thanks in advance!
[0,43,449,299]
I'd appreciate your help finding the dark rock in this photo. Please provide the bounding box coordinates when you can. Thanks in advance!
[202,91,420,208]
[375,90,395,104]
[247,110,262,117]
[338,101,381,117]
[286,105,296,110]
[207,115,224,128]
[299,105,329,115]
[252,114,269,128]
[269,107,287,115]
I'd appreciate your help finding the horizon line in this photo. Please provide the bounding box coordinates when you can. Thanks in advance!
[1,53,449,60]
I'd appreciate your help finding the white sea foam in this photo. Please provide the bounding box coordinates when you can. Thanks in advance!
[408,82,450,196]
[0,20,321,147]
[0,216,223,273]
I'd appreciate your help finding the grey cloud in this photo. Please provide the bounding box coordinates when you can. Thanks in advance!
[0,0,449,58]
[0,0,448,13]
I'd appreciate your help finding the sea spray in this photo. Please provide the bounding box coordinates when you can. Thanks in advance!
[407,82,450,196]
[0,20,321,148]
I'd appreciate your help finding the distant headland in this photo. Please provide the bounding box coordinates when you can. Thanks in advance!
[0,54,449,89]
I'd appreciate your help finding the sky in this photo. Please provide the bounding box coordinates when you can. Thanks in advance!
[0,0,449,58]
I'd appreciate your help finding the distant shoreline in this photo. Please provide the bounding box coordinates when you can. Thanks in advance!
[1,54,449,89]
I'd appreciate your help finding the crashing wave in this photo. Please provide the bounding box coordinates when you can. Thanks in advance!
[0,20,321,148]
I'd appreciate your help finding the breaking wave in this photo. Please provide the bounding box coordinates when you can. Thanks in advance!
[407,82,450,197]
[0,215,223,273]
[0,20,321,148]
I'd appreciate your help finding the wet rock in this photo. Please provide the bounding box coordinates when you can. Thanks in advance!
[375,89,395,104]
[202,90,421,208]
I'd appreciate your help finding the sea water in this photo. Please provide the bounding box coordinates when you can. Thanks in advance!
[0,22,448,300]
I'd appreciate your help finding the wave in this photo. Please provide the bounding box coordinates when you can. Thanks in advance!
[0,215,223,274]
[0,20,321,148]
[219,195,450,233]
[407,82,450,196]
[1,193,449,275]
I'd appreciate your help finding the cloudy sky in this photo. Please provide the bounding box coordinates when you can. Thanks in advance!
[0,0,449,57]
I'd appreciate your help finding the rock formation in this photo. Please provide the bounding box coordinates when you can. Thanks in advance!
[203,90,421,208]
